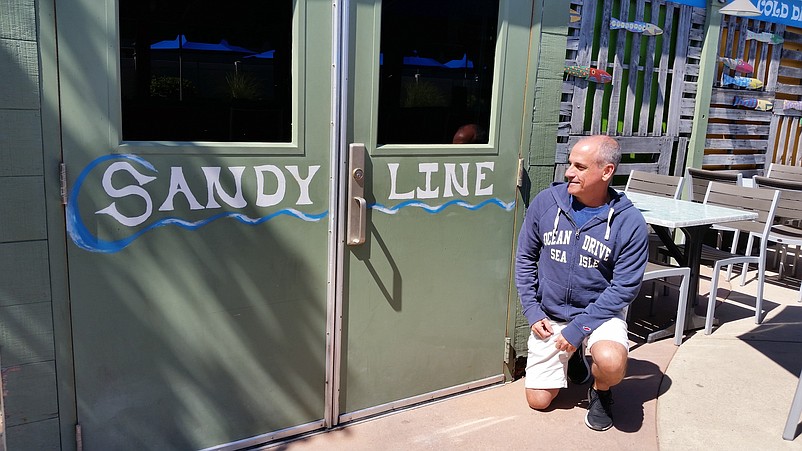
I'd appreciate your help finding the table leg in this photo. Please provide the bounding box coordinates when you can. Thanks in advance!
[645,225,716,343]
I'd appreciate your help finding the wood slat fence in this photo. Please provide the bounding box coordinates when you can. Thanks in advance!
[558,0,705,180]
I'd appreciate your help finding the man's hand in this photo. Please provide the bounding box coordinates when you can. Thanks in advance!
[554,334,577,353]
[531,319,553,339]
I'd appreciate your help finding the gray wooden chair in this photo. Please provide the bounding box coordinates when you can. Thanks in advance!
[767,162,802,183]
[752,176,802,302]
[624,170,690,345]
[695,182,780,333]
[686,167,743,203]
[686,167,745,280]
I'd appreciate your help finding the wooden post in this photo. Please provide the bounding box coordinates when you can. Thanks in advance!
[687,2,725,170]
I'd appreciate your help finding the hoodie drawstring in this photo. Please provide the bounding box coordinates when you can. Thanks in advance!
[553,208,562,234]
[604,207,614,241]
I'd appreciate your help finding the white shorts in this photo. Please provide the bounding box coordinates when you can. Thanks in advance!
[524,317,629,390]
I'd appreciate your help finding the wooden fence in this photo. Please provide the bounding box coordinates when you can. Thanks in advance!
[558,0,705,178]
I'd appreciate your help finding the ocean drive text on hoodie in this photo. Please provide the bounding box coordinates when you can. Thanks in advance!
[515,182,649,348]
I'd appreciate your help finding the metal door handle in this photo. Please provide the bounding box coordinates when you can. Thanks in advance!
[347,143,367,245]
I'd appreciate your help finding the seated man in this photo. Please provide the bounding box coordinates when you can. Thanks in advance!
[515,135,648,431]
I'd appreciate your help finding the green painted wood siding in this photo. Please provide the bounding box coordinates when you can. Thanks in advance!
[0,0,62,448]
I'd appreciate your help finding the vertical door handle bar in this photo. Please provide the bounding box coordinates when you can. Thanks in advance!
[347,143,367,245]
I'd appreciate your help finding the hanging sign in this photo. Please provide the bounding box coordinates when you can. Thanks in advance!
[668,0,706,7]
[752,0,802,26]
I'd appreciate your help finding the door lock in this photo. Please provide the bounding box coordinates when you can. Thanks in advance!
[347,143,367,245]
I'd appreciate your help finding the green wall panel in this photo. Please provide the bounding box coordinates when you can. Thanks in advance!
[0,38,39,109]
[0,0,37,41]
[2,361,58,427]
[5,418,61,451]
[0,176,47,242]
[0,302,54,366]
[0,110,43,177]
[0,241,51,306]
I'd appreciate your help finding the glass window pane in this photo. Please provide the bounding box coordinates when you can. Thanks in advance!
[119,1,292,142]
[377,0,498,145]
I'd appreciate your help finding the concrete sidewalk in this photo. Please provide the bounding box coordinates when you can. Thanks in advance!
[265,266,802,450]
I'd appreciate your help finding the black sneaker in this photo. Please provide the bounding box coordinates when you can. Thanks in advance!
[585,387,614,431]
[567,345,591,385]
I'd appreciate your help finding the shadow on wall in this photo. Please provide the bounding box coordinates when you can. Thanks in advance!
[66,152,330,450]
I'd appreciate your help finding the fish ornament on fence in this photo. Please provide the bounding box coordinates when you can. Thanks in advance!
[569,8,581,23]
[745,30,784,44]
[732,96,773,111]
[784,100,802,111]
[564,65,613,84]
[609,18,663,36]
[721,73,763,90]
[718,57,754,74]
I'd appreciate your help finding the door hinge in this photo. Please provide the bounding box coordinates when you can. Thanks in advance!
[76,424,82,451]
[59,162,68,205]
[503,337,513,364]
[516,158,525,188]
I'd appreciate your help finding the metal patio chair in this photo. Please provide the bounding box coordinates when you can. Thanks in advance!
[686,167,745,280]
[784,367,802,440]
[752,176,802,302]
[693,182,780,334]
[624,170,690,345]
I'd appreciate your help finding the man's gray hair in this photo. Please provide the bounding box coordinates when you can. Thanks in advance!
[597,137,621,168]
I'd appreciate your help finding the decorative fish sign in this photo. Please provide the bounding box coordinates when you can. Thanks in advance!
[610,18,663,36]
[564,65,613,84]
[745,30,784,44]
[784,100,802,111]
[569,8,581,23]
[719,57,753,74]
[732,96,773,111]
[721,73,763,90]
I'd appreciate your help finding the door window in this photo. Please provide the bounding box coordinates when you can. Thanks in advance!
[377,0,499,145]
[119,0,292,142]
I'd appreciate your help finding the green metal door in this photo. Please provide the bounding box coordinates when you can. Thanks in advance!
[59,1,335,449]
[57,0,533,448]
[336,0,533,419]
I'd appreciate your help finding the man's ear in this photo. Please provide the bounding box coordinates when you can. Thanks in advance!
[601,163,615,181]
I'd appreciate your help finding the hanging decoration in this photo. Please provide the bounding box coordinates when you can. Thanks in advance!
[784,100,802,111]
[732,96,773,111]
[569,8,581,23]
[718,57,754,74]
[564,66,613,84]
[609,18,663,36]
[745,30,784,44]
[721,73,764,89]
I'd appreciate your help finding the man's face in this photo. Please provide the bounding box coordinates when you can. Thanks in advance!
[564,143,613,201]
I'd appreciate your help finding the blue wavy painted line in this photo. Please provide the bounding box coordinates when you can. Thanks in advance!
[370,198,515,214]
[66,154,327,254]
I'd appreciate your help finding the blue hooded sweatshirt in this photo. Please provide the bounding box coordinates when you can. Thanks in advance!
[515,182,649,348]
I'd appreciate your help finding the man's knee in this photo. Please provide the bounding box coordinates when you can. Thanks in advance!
[590,340,628,373]
[526,388,558,410]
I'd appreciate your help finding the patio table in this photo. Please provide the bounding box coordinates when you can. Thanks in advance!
[626,192,758,342]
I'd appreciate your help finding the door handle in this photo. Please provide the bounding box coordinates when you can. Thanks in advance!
[347,143,367,245]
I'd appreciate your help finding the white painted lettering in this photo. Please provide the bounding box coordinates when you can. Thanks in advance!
[475,162,494,196]
[254,165,286,207]
[388,163,415,200]
[203,166,247,209]
[159,167,203,211]
[95,162,156,227]
[443,163,469,197]
[417,163,440,199]
[287,165,320,205]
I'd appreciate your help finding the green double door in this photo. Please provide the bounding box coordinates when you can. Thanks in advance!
[56,0,535,448]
